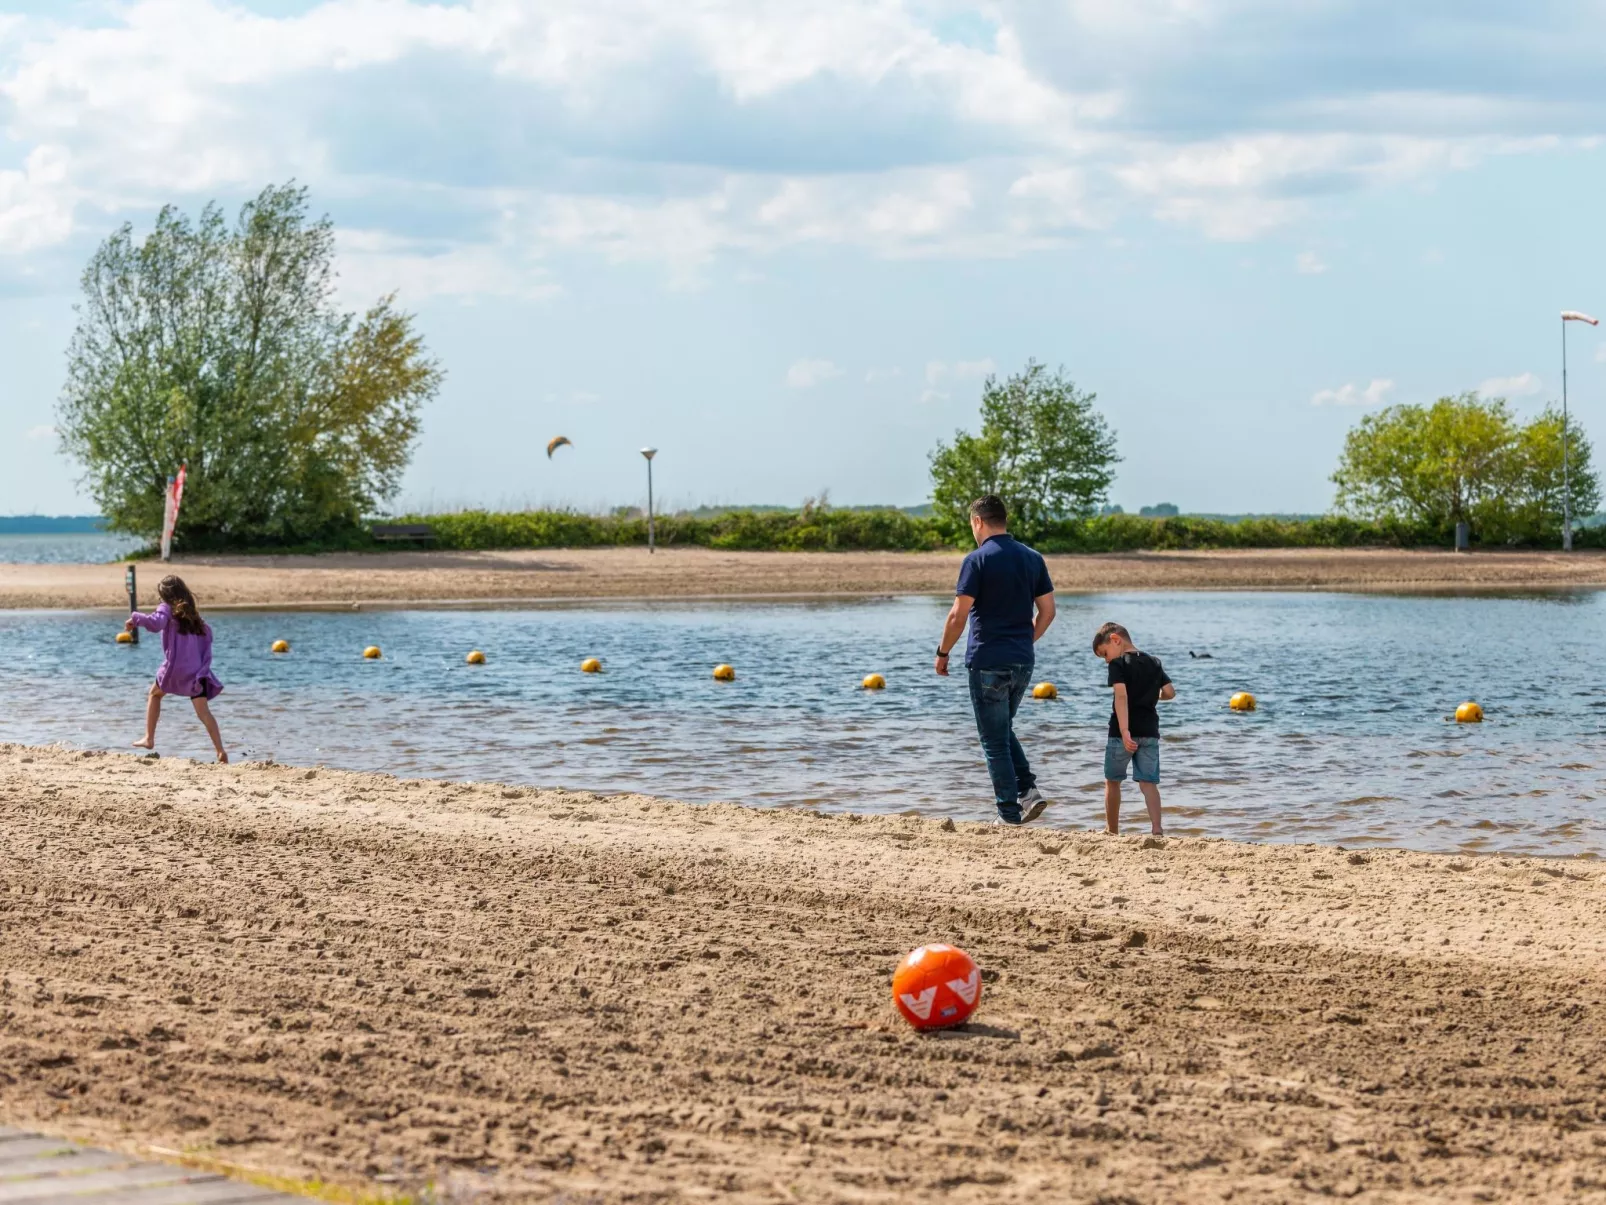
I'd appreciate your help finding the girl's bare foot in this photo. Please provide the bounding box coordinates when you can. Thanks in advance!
[132,738,154,750]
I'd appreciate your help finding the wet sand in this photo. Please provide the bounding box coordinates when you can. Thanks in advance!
[6,545,1606,610]
[4,744,1604,1202]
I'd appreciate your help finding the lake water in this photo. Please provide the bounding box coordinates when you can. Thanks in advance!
[0,532,142,564]
[4,592,1604,857]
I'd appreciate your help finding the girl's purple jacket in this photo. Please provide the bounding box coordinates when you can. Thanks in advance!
[129,603,224,700]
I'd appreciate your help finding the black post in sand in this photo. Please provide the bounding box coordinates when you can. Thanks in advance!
[124,564,138,643]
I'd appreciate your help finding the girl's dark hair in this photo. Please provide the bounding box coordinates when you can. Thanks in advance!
[157,576,207,637]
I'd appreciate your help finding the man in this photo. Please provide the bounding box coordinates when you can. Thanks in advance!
[935,495,1056,825]
[1091,622,1174,836]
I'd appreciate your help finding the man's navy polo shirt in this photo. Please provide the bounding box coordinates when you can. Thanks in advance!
[955,533,1054,669]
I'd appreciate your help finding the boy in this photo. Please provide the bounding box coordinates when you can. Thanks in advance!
[1092,622,1174,836]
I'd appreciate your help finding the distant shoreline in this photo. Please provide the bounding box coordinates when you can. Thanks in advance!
[6,545,1606,610]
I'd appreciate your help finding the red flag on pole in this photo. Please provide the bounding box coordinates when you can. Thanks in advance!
[160,464,187,563]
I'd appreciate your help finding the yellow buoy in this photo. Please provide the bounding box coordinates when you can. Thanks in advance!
[466,650,486,665]
[115,630,134,644]
[1455,701,1484,724]
[271,639,290,654]
[1032,682,1058,700]
[862,673,886,691]
[581,658,602,674]
[1229,691,1257,712]
[363,646,382,660]
[713,663,736,681]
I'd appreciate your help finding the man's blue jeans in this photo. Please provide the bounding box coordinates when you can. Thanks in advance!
[967,662,1038,824]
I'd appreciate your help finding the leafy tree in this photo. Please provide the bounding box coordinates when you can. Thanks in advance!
[57,183,441,547]
[928,361,1119,539]
[1331,392,1598,542]
[1505,406,1599,541]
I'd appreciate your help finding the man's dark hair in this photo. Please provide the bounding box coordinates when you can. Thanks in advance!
[969,495,1007,527]
[1092,621,1130,653]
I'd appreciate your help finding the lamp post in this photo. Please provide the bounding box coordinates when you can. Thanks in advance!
[1561,311,1600,551]
[640,447,658,553]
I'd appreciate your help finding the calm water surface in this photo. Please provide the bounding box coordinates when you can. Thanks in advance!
[0,532,142,564]
[4,593,1604,856]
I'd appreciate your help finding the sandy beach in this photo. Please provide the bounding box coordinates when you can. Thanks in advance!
[5,545,1606,611]
[4,744,1604,1202]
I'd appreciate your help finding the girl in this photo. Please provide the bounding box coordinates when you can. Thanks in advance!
[127,575,228,762]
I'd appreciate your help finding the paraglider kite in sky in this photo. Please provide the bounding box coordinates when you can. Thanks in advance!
[546,436,572,459]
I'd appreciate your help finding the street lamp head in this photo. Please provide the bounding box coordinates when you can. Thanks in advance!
[640,447,658,461]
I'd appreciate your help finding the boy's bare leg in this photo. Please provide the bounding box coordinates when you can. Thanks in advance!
[191,698,228,763]
[132,687,163,749]
[1138,782,1164,836]
[1104,780,1122,834]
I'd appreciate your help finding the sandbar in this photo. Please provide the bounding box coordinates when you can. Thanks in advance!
[5,545,1606,611]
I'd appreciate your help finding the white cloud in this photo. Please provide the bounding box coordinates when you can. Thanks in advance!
[336,228,558,305]
[1111,132,1539,241]
[865,366,902,382]
[786,359,841,388]
[921,357,996,401]
[0,146,76,255]
[0,0,1601,280]
[1295,250,1327,275]
[1311,379,1395,407]
[1595,344,1606,364]
[24,424,54,440]
[1477,372,1542,398]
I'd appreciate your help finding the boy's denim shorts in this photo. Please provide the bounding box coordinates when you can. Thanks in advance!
[1104,736,1160,784]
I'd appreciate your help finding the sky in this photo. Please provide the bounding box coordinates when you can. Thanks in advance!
[2,0,1606,517]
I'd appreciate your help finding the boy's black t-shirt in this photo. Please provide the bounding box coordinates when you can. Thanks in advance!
[1106,651,1171,739]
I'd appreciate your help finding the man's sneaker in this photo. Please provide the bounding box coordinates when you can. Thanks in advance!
[1019,788,1049,824]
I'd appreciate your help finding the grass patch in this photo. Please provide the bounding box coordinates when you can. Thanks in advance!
[147,1146,427,1204]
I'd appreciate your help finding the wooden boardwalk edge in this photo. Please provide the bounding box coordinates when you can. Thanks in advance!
[0,1128,298,1203]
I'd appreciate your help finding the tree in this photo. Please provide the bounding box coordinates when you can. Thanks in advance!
[1505,406,1599,541]
[1330,392,1598,542]
[928,361,1119,539]
[57,183,441,547]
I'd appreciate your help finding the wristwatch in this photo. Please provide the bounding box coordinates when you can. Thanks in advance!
[935,648,950,658]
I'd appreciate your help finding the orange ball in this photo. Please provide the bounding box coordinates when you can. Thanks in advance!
[891,943,981,1031]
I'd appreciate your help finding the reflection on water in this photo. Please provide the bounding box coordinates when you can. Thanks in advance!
[4,592,1605,857]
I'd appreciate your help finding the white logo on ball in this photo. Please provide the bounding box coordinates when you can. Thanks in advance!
[899,987,936,1020]
[946,969,979,1006]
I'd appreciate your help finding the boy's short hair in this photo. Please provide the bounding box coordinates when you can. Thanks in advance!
[1092,622,1130,653]
[969,495,1007,526]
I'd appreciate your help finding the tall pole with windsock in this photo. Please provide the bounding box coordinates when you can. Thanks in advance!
[1561,313,1598,551]
[640,448,658,553]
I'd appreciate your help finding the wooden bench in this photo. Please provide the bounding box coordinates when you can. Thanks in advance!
[370,523,437,543]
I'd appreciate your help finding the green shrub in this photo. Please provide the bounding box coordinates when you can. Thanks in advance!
[397,507,1467,553]
[176,505,1587,556]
